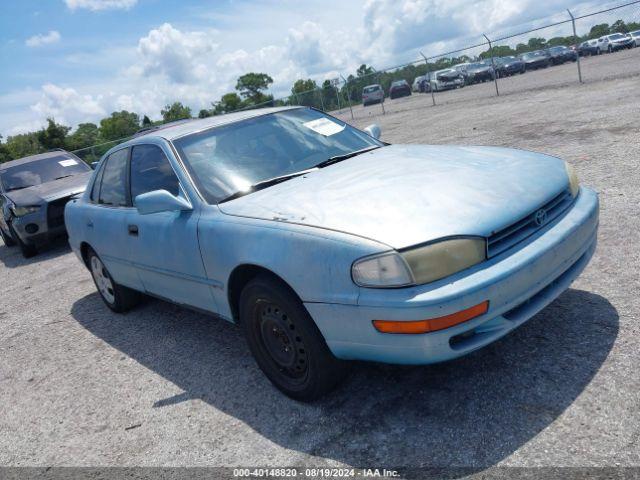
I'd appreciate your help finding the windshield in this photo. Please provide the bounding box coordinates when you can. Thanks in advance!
[173,108,384,203]
[609,33,625,40]
[0,155,89,192]
[363,86,380,93]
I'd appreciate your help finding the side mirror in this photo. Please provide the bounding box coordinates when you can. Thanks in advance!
[134,189,192,215]
[90,161,99,170]
[364,124,381,140]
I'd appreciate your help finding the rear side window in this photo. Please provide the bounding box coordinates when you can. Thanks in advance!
[130,144,180,200]
[98,148,129,207]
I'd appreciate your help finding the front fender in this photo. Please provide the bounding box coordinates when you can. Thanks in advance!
[197,206,388,320]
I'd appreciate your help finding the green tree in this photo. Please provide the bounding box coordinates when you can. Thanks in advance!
[213,93,244,114]
[356,64,374,77]
[588,23,610,39]
[198,109,212,119]
[142,115,153,127]
[66,123,99,151]
[4,132,42,159]
[99,111,140,141]
[610,20,628,34]
[161,102,192,123]
[0,135,12,163]
[527,37,547,50]
[36,118,70,151]
[235,73,273,105]
[291,79,320,107]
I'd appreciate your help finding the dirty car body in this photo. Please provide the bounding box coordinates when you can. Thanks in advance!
[0,151,91,257]
[65,106,599,400]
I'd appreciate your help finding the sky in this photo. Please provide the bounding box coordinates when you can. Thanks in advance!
[0,0,632,138]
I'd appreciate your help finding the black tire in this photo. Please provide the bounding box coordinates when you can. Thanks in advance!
[87,247,140,313]
[0,226,16,247]
[9,225,37,258]
[239,274,348,401]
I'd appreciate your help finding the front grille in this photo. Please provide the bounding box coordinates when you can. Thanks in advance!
[47,197,72,229]
[487,189,574,258]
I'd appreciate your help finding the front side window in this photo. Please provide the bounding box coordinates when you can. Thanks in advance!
[173,108,383,203]
[0,154,90,192]
[130,144,180,201]
[99,148,129,207]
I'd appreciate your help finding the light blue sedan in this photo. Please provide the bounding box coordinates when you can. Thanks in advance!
[65,107,599,400]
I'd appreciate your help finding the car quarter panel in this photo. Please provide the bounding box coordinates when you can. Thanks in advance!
[196,206,390,320]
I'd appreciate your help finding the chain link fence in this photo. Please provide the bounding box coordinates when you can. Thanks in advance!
[69,0,640,159]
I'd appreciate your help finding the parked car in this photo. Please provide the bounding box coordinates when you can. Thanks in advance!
[627,30,640,47]
[545,45,578,64]
[452,62,494,84]
[362,84,384,106]
[412,75,425,92]
[493,56,526,77]
[388,79,412,99]
[520,50,552,70]
[430,69,465,91]
[65,106,598,401]
[578,39,600,56]
[0,150,91,257]
[597,33,634,53]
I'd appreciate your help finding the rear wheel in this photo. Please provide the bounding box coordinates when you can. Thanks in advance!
[239,274,348,401]
[87,247,140,312]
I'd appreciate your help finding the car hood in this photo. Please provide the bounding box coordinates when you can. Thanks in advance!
[219,145,569,249]
[4,171,91,206]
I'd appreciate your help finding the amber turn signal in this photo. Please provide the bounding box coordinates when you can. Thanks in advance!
[372,301,489,334]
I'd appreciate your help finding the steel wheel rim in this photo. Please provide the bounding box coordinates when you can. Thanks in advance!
[91,256,115,304]
[256,300,309,382]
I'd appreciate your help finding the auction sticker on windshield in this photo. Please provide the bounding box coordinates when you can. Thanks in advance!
[59,159,79,167]
[303,117,345,136]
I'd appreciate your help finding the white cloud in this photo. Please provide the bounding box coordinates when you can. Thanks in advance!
[31,84,106,126]
[64,0,137,11]
[136,23,219,84]
[25,31,61,48]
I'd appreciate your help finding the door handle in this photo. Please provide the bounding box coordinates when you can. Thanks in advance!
[128,224,139,236]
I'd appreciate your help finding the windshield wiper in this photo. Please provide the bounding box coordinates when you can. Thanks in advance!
[219,168,317,203]
[6,185,35,192]
[55,174,74,180]
[313,145,382,169]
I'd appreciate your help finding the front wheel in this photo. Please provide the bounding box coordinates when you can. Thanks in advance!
[9,225,36,258]
[0,226,16,247]
[239,274,348,401]
[87,247,140,312]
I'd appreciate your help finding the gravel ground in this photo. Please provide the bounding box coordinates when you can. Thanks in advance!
[1,48,639,474]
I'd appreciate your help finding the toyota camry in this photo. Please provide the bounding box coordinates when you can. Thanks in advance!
[65,107,599,401]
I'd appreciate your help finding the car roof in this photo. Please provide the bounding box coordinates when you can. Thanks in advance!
[0,150,75,171]
[137,106,300,141]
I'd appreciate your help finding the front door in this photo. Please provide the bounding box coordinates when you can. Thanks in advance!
[125,143,217,313]
[85,147,142,290]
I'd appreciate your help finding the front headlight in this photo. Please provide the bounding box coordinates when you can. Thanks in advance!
[565,162,580,197]
[11,205,40,217]
[352,237,487,288]
[352,252,413,288]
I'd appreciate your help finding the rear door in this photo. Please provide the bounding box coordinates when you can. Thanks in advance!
[124,143,217,312]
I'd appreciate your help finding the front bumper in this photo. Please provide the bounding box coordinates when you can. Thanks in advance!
[306,187,599,364]
[9,197,73,246]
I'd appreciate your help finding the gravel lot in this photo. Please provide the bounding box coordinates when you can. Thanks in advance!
[1,47,639,475]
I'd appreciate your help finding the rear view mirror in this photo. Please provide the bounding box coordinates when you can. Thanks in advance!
[134,189,192,215]
[364,124,381,139]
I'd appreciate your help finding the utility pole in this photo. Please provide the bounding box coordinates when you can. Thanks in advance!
[420,51,436,106]
[567,9,583,84]
[483,34,500,97]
